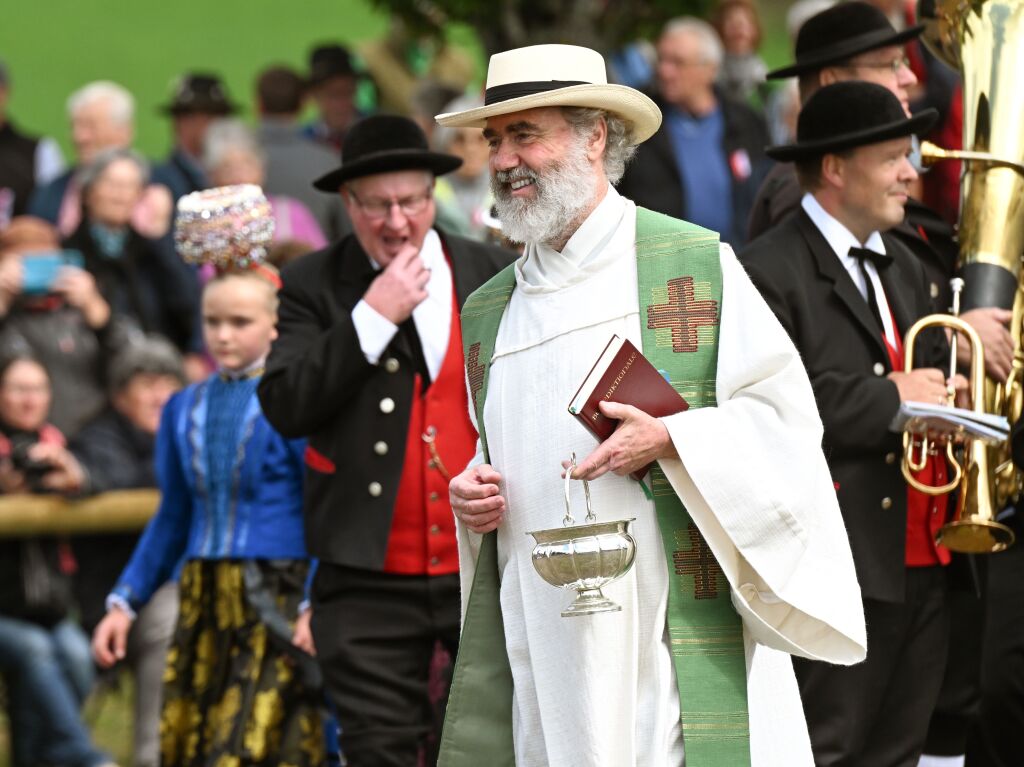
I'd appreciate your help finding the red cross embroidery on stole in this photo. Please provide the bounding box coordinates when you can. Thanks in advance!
[647,277,720,353]
[467,342,485,410]
[674,522,725,600]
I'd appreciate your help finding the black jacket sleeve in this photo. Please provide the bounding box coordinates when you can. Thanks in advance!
[258,251,378,438]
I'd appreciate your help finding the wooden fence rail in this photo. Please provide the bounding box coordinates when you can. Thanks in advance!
[0,490,159,537]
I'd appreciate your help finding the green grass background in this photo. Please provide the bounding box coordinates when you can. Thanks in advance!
[1,0,395,159]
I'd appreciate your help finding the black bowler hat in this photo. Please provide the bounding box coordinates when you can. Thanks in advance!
[312,114,462,192]
[765,81,938,162]
[767,2,923,80]
[159,73,237,116]
[308,44,358,86]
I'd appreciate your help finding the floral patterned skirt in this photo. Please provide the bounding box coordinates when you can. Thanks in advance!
[160,559,324,767]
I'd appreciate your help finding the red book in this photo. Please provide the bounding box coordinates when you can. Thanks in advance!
[567,335,689,479]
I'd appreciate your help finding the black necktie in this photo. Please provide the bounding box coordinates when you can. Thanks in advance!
[848,246,889,333]
[398,318,431,392]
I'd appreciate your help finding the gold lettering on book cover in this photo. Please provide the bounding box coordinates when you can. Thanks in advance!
[593,350,638,420]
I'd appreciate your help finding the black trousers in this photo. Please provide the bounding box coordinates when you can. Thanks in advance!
[311,563,460,767]
[966,530,1024,767]
[794,566,949,767]
[923,555,985,756]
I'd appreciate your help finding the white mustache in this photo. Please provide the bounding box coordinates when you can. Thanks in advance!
[495,166,537,184]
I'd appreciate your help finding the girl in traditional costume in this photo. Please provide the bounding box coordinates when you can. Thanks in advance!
[92,185,323,766]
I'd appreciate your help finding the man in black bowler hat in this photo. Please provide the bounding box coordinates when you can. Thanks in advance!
[739,81,961,766]
[258,114,514,767]
[746,1,1013,387]
[151,73,237,201]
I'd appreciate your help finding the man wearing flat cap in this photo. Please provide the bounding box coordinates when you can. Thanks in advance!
[437,43,865,767]
[257,114,514,767]
[747,1,1013,386]
[739,81,958,766]
[152,73,237,201]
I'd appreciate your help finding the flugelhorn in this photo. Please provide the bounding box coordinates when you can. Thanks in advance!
[901,279,1015,553]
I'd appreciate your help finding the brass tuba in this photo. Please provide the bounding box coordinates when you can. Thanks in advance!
[909,0,1024,551]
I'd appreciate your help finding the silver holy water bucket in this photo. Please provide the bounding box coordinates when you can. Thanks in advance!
[526,454,637,617]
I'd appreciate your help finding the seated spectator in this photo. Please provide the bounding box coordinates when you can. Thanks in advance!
[203,118,327,249]
[70,337,184,767]
[62,148,199,353]
[255,65,351,241]
[0,216,138,438]
[27,81,172,240]
[431,96,493,240]
[0,352,116,767]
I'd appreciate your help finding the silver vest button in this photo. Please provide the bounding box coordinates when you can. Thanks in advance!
[384,357,400,373]
[873,362,885,376]
[374,441,388,456]
[368,482,382,497]
[379,397,395,414]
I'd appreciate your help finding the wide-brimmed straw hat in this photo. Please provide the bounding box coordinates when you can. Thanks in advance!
[436,44,662,145]
[765,81,937,162]
[767,1,922,80]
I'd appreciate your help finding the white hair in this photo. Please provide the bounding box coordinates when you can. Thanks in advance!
[560,107,637,185]
[202,118,265,172]
[661,17,724,68]
[77,147,150,193]
[67,81,135,126]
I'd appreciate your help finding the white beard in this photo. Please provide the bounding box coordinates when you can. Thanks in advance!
[491,140,596,247]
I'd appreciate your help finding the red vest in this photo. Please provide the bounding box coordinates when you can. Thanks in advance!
[382,288,477,575]
[882,315,951,567]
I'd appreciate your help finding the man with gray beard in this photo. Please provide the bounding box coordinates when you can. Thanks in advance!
[435,44,865,767]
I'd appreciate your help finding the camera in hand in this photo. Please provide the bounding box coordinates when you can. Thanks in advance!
[9,433,54,492]
[21,250,84,296]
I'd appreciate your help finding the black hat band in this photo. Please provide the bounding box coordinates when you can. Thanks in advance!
[485,80,588,106]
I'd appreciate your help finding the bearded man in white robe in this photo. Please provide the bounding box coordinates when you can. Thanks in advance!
[435,44,867,767]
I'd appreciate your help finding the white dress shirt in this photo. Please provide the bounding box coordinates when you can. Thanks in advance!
[350,228,453,379]
[801,193,898,348]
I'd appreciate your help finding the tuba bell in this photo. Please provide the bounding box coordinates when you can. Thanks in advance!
[907,0,1024,551]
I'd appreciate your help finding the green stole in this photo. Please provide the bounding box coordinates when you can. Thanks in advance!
[439,207,750,766]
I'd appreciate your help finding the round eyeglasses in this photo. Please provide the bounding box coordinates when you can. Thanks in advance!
[348,189,433,220]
